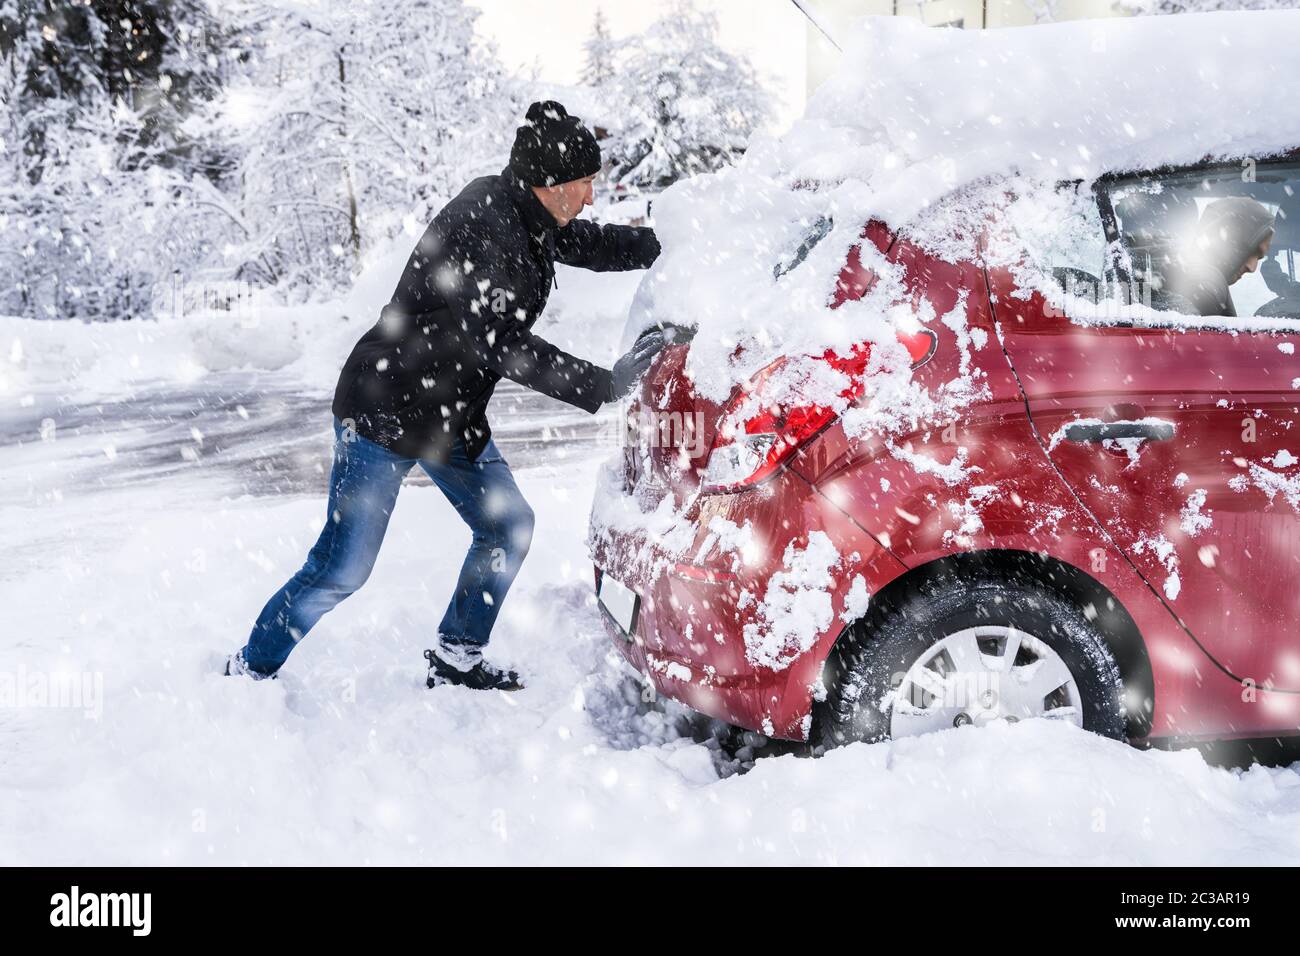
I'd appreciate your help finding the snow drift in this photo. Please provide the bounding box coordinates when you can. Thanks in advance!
[4,455,1300,865]
[0,231,641,406]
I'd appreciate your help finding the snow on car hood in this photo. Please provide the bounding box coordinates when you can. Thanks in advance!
[627,11,1300,405]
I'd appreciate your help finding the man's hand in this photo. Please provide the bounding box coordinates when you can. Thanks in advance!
[606,330,667,403]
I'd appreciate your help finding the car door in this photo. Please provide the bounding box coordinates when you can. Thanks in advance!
[991,163,1300,704]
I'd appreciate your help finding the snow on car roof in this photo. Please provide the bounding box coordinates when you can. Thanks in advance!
[629,11,1300,407]
[811,11,1300,227]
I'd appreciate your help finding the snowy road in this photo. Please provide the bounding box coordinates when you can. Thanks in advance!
[0,374,616,501]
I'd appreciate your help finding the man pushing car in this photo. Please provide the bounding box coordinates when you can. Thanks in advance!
[227,101,666,691]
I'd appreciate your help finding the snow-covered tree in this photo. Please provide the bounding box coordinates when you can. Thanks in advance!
[1,1,225,169]
[197,0,520,295]
[0,0,522,315]
[581,6,616,88]
[604,3,769,191]
[0,1,228,319]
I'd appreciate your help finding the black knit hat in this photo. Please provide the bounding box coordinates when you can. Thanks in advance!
[509,101,601,187]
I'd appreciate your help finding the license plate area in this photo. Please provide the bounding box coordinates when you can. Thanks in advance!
[597,570,639,639]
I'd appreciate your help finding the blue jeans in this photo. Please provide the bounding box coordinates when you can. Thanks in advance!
[240,418,534,675]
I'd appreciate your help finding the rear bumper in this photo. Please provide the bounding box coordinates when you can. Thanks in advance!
[588,460,907,740]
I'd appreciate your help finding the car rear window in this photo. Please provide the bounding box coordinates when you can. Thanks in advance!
[774,215,832,280]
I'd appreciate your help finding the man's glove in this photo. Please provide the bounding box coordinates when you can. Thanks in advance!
[606,330,667,403]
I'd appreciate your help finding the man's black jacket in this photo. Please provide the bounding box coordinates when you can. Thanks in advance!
[332,166,660,462]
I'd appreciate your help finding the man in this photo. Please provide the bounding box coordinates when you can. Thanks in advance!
[1166,196,1275,317]
[228,101,666,691]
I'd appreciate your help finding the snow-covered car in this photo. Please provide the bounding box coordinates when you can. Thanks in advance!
[589,12,1300,749]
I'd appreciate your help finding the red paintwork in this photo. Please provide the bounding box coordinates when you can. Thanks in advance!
[589,206,1300,745]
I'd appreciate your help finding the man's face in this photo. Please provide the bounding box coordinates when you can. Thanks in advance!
[533,175,595,227]
[1232,234,1273,284]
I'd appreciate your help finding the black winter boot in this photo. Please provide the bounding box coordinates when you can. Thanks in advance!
[424,638,523,692]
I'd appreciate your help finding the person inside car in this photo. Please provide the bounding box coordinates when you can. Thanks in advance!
[1165,196,1276,317]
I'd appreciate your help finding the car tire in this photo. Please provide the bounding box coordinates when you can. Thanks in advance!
[815,573,1127,748]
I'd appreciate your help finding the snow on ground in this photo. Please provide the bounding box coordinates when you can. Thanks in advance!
[4,186,1300,866]
[5,450,1300,865]
[5,398,1300,865]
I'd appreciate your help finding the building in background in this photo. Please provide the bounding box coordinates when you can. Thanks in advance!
[806,0,1126,90]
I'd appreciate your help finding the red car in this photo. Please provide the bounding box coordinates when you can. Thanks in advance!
[590,150,1300,750]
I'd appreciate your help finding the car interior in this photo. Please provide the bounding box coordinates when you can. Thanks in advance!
[1103,163,1300,319]
[1041,162,1300,320]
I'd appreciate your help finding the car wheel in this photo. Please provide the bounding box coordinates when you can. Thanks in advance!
[816,574,1127,748]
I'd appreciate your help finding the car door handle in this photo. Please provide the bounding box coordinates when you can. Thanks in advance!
[1063,420,1175,443]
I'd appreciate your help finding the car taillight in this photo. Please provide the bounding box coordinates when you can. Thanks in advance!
[701,331,935,494]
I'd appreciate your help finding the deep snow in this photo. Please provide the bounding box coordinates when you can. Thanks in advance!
[3,452,1300,864]
[3,261,1300,864]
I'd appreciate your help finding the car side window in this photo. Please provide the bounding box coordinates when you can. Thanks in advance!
[1102,162,1300,321]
